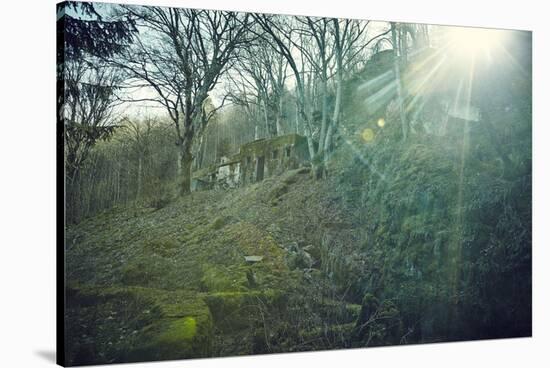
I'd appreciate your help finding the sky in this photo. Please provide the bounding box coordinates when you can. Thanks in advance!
[62,1,521,123]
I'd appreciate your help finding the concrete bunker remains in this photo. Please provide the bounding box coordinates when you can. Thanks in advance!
[191,134,310,191]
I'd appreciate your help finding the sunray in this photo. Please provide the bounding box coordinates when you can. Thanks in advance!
[329,122,388,182]
[449,57,474,302]
[405,54,448,112]
[357,69,394,92]
[407,43,450,70]
[443,76,465,134]
[497,43,530,77]
[364,79,397,107]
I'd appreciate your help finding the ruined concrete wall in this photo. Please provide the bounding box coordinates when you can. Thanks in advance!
[239,134,310,185]
[192,134,310,191]
[191,155,240,192]
[217,161,240,189]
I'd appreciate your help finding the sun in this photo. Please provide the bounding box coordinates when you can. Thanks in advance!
[445,26,506,59]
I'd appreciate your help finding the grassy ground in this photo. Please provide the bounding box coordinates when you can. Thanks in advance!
[65,166,362,365]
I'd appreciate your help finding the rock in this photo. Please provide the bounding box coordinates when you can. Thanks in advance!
[126,292,213,362]
[244,255,264,263]
[200,264,247,292]
[128,314,212,362]
[286,245,314,270]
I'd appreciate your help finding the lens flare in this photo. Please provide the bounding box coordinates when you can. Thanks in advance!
[377,118,386,128]
[361,128,375,142]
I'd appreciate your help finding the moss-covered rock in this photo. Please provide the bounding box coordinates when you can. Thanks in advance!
[128,311,212,362]
[204,290,286,332]
[65,286,214,365]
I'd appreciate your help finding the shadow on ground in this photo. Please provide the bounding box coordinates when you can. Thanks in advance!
[35,350,56,364]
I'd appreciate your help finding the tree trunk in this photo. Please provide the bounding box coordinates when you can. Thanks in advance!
[116,164,121,203]
[295,103,300,134]
[66,168,80,224]
[324,69,343,161]
[176,150,182,177]
[391,22,408,141]
[194,134,205,170]
[262,99,273,137]
[180,146,193,195]
[276,97,283,136]
[213,122,219,162]
[137,155,143,198]
[318,76,329,156]
[297,94,317,162]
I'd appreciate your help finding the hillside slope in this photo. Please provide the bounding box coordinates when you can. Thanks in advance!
[65,122,532,365]
[65,166,364,365]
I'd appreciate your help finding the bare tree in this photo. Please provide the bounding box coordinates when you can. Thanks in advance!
[254,15,318,167]
[226,37,289,139]
[115,6,251,194]
[256,14,390,177]
[226,45,271,139]
[118,116,161,198]
[324,19,391,159]
[300,17,334,162]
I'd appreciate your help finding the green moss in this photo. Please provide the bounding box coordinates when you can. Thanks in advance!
[120,257,160,286]
[65,286,167,365]
[200,264,248,292]
[145,237,179,257]
[129,315,211,361]
[210,216,229,230]
[155,316,197,342]
[362,293,379,307]
[223,222,285,264]
[119,289,214,361]
[203,290,286,332]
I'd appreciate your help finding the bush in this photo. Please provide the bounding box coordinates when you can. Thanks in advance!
[144,177,175,210]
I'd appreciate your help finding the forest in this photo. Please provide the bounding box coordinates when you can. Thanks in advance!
[59,1,532,366]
